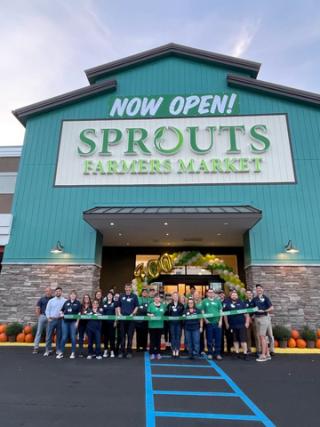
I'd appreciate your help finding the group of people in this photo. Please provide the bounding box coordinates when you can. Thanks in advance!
[33,282,274,362]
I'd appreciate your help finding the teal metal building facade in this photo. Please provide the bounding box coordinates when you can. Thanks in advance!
[1,44,319,327]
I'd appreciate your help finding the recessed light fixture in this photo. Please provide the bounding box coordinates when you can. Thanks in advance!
[217,233,222,236]
[164,222,168,226]
[165,233,169,236]
[126,242,130,246]
[110,222,115,226]
[118,233,122,237]
[223,222,229,226]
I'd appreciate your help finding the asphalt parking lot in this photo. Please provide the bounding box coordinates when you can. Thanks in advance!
[0,348,319,427]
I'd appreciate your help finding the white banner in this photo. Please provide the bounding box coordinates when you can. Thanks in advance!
[55,114,295,186]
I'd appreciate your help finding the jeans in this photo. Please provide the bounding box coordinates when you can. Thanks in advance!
[206,323,222,356]
[34,314,47,349]
[46,318,62,353]
[87,327,101,356]
[185,329,200,356]
[169,322,181,351]
[78,320,88,353]
[60,320,77,354]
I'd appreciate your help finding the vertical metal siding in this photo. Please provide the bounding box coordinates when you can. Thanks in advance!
[4,56,320,265]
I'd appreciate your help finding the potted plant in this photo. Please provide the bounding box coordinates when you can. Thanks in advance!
[272,325,291,348]
[300,326,316,348]
[6,322,23,342]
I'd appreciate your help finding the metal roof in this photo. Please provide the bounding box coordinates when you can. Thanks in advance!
[83,206,262,216]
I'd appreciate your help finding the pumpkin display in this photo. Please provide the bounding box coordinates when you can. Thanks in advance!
[296,338,307,348]
[287,338,297,348]
[24,325,32,335]
[274,339,279,348]
[291,329,299,339]
[16,333,25,343]
[0,324,7,334]
[25,333,34,343]
[0,332,7,342]
[317,329,320,339]
[315,339,320,349]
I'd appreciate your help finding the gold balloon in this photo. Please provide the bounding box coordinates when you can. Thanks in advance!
[147,259,160,279]
[159,253,173,273]
[134,262,145,278]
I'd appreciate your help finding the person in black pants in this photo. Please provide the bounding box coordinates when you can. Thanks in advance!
[117,283,139,359]
[166,292,184,358]
[86,300,102,360]
[219,291,233,354]
[101,291,117,358]
[135,288,149,352]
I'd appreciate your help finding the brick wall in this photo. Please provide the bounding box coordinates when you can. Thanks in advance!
[0,264,101,323]
[246,265,320,329]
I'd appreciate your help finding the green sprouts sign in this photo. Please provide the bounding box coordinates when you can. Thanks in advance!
[107,93,239,118]
[55,114,295,186]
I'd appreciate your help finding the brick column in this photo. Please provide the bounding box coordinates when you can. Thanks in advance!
[246,265,320,329]
[0,264,101,323]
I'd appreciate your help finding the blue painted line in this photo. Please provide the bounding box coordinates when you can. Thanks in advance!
[155,411,260,421]
[153,390,238,397]
[150,363,210,368]
[144,353,155,427]
[152,374,222,380]
[206,358,276,427]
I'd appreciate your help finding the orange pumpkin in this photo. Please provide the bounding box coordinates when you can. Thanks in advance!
[0,332,7,342]
[274,339,279,348]
[296,339,307,348]
[291,329,299,339]
[317,329,320,339]
[316,339,320,349]
[25,333,34,343]
[24,325,32,335]
[16,333,25,343]
[0,324,7,334]
[288,338,297,348]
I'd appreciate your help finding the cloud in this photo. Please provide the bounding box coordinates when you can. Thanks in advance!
[230,21,261,58]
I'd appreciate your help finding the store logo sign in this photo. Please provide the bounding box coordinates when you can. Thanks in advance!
[55,114,295,186]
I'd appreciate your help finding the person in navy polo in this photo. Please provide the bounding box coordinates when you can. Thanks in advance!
[86,299,103,360]
[33,287,53,354]
[101,290,117,358]
[223,290,250,360]
[253,284,273,362]
[135,288,150,352]
[116,283,139,359]
[57,290,81,359]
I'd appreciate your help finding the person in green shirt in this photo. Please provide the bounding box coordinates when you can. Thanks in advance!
[147,293,166,360]
[202,289,223,360]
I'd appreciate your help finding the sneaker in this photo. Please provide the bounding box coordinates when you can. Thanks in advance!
[69,353,75,359]
[32,348,39,354]
[256,356,267,362]
[96,356,102,360]
[78,352,84,358]
[150,354,155,360]
[56,353,63,359]
[103,350,108,358]
[118,353,124,359]
[216,355,223,361]
[207,354,213,360]
[156,354,162,360]
[126,353,133,359]
[87,355,93,360]
[110,351,115,358]
[43,350,52,357]
[266,355,272,361]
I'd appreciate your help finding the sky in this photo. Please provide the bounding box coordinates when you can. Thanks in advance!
[1,0,320,146]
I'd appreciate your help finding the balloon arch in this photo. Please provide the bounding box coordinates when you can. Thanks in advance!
[133,251,246,296]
